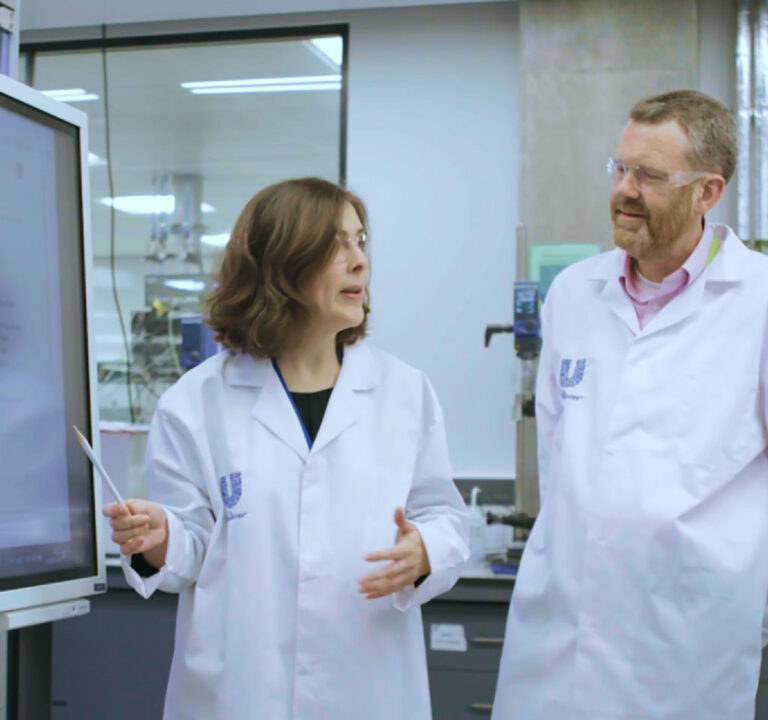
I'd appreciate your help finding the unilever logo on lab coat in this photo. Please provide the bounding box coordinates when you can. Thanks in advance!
[220,472,247,521]
[560,358,586,400]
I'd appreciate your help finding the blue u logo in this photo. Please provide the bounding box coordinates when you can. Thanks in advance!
[560,359,586,388]
[220,472,242,509]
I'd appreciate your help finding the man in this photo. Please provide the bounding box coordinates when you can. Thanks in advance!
[492,90,768,719]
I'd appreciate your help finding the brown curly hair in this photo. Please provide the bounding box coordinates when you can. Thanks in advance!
[205,177,370,358]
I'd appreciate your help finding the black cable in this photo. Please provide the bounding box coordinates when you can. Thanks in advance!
[101,25,136,422]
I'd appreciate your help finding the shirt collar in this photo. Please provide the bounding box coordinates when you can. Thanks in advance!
[619,218,714,301]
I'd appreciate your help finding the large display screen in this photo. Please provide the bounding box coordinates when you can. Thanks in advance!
[0,82,98,596]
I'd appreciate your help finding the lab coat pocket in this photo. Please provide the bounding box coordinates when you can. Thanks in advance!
[679,382,762,475]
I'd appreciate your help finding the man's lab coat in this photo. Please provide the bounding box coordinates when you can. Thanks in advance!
[493,225,768,720]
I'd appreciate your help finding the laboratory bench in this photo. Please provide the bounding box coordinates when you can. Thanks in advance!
[43,566,768,720]
[424,572,512,718]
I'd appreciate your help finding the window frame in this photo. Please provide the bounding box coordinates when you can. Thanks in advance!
[20,21,349,184]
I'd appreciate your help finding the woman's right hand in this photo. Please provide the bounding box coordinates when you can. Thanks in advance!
[102,500,168,560]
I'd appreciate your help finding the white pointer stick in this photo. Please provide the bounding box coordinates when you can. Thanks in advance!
[73,426,129,510]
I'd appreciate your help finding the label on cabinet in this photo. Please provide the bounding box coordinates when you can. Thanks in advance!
[430,623,467,652]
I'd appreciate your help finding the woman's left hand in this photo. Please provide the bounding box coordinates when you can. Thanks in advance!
[358,507,431,599]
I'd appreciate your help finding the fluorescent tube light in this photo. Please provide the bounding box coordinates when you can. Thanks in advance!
[100,195,175,215]
[181,75,341,96]
[42,88,99,103]
[182,75,340,90]
[42,88,88,97]
[190,83,341,95]
[164,279,206,292]
[99,197,217,216]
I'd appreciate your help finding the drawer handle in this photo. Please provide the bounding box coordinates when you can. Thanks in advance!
[469,702,493,713]
[470,636,504,645]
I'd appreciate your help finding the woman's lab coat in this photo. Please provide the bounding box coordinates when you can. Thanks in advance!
[493,225,768,720]
[121,343,469,720]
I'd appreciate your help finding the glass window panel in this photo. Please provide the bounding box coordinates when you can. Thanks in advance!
[30,34,344,425]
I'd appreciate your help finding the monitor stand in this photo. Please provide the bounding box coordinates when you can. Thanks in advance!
[0,599,90,720]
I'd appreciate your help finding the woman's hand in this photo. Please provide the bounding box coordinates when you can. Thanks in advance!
[358,507,431,599]
[103,500,168,566]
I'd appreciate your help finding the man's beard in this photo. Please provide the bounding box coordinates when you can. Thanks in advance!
[611,190,693,262]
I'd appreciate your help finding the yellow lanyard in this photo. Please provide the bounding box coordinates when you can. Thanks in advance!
[705,231,721,267]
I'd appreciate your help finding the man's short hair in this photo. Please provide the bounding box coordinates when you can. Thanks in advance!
[630,89,737,184]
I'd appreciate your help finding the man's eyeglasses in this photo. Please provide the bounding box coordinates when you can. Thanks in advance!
[606,157,713,191]
[333,230,369,263]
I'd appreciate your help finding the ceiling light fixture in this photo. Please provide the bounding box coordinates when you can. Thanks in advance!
[41,88,100,103]
[100,196,216,216]
[181,74,341,96]
[190,83,340,95]
[163,279,207,292]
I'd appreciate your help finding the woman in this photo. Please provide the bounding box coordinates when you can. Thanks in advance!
[104,177,469,720]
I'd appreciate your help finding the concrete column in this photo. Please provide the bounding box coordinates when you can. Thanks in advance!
[520,0,700,251]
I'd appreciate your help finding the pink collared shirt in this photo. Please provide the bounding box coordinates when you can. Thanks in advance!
[619,220,717,329]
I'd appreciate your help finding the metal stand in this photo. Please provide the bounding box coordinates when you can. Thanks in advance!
[514,225,540,517]
[0,600,90,720]
[0,631,7,720]
[483,224,542,517]
[0,0,18,80]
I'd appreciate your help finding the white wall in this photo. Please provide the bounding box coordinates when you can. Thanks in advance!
[346,4,520,477]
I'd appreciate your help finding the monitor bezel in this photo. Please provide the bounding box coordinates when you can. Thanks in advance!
[0,72,107,613]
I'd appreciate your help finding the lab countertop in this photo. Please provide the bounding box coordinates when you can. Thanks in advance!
[460,564,515,581]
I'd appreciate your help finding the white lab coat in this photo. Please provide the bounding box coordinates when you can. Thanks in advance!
[493,225,768,720]
[121,342,469,720]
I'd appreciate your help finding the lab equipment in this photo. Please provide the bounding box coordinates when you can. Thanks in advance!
[486,510,535,531]
[485,511,533,575]
[144,273,215,311]
[511,281,542,359]
[180,316,218,370]
[0,73,106,611]
[146,172,206,268]
[467,487,486,564]
[98,297,217,423]
[484,279,542,523]
[485,280,541,402]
